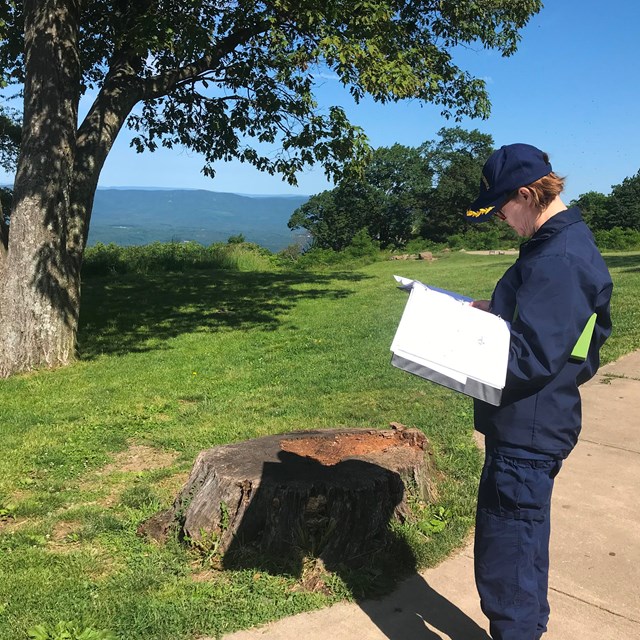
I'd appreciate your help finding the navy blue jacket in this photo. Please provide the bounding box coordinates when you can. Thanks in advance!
[474,208,613,458]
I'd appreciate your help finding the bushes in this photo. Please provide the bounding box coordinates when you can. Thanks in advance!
[288,230,385,269]
[445,223,520,251]
[593,227,640,251]
[403,238,447,254]
[81,225,640,279]
[82,235,388,276]
[83,241,278,276]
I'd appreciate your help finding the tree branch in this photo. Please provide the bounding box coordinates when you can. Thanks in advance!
[140,20,271,100]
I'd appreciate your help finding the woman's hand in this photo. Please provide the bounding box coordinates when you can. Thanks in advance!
[471,299,491,312]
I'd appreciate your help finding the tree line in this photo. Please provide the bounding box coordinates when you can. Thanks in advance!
[289,128,640,251]
[573,175,640,231]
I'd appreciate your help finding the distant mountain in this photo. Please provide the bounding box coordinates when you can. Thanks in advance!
[88,188,310,251]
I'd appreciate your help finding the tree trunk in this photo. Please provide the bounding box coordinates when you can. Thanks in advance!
[0,4,266,378]
[140,425,438,571]
[0,1,83,377]
[0,1,142,378]
[0,201,7,276]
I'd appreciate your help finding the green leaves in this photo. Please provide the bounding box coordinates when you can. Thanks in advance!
[289,127,497,249]
[27,622,116,640]
[417,505,452,536]
[289,142,432,250]
[573,171,640,232]
[1,0,542,188]
[0,106,20,173]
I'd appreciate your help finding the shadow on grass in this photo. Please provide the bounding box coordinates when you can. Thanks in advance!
[78,269,369,359]
[604,253,640,272]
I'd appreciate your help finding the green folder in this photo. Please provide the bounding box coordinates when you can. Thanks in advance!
[512,306,597,362]
[570,312,597,361]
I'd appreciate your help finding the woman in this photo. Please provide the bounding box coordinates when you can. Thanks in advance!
[465,144,613,640]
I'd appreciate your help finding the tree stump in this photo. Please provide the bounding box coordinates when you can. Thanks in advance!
[141,424,437,569]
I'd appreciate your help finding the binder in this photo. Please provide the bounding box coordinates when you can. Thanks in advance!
[390,279,510,406]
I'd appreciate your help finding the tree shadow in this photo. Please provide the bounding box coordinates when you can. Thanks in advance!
[220,450,489,640]
[78,269,369,358]
[603,253,640,272]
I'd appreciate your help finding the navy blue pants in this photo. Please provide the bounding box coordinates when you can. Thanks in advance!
[474,446,562,640]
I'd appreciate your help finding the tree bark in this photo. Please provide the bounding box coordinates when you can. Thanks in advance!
[140,425,438,570]
[0,1,83,377]
[0,201,7,274]
[0,3,142,377]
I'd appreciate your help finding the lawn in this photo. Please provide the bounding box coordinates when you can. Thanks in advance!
[0,250,638,639]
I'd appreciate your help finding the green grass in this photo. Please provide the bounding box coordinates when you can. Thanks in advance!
[0,250,638,639]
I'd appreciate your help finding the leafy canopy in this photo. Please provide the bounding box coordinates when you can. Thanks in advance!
[1,0,542,184]
[419,126,494,241]
[289,143,431,249]
[572,171,640,231]
[0,106,20,174]
[290,127,501,249]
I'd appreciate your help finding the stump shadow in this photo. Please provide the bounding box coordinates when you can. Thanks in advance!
[222,450,489,640]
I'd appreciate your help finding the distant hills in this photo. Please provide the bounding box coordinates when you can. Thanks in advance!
[88,188,311,252]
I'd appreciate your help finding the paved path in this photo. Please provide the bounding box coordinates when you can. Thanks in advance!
[221,351,640,640]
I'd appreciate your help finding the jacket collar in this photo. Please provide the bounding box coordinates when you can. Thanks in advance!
[519,207,583,256]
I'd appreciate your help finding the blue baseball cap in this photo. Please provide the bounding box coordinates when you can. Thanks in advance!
[466,143,553,222]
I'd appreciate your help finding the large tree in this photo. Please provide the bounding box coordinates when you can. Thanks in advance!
[288,181,377,250]
[607,170,640,230]
[0,0,542,377]
[572,171,640,231]
[420,126,494,242]
[572,190,611,231]
[289,143,432,249]
[362,143,433,247]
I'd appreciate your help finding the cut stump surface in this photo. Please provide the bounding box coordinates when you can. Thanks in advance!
[141,425,436,568]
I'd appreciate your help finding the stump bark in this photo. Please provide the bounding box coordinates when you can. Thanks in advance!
[141,424,437,568]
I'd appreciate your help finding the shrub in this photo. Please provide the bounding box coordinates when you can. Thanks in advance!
[593,227,640,251]
[290,231,386,269]
[83,241,278,275]
[28,621,116,640]
[403,238,447,254]
[442,224,519,251]
[208,242,278,272]
[344,229,380,259]
[82,242,125,275]
[277,243,303,263]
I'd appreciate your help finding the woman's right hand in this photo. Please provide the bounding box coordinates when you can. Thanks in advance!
[471,299,491,312]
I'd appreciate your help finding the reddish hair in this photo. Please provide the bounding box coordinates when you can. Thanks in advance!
[503,153,565,211]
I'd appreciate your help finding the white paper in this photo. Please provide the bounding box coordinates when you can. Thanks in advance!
[393,275,473,303]
[391,281,510,390]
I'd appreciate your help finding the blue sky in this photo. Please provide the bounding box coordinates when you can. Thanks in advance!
[2,1,639,202]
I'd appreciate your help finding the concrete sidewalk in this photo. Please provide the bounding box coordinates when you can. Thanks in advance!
[222,351,640,640]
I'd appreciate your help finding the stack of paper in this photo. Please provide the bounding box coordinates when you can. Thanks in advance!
[390,277,511,406]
